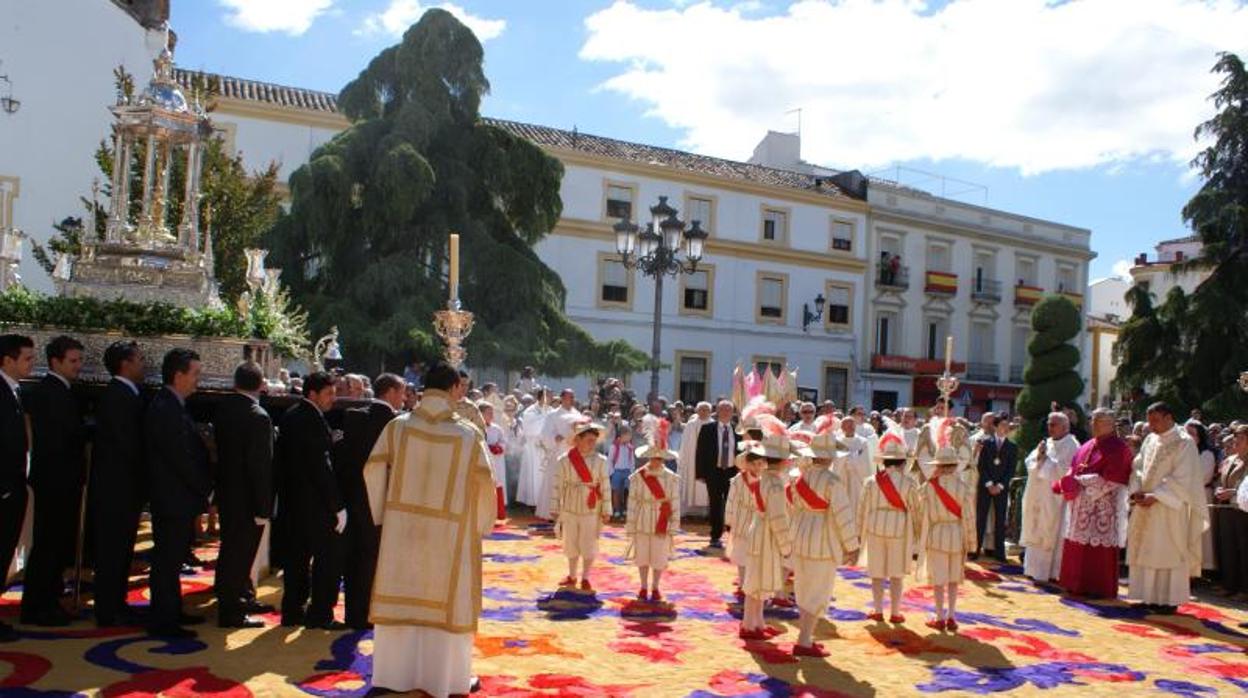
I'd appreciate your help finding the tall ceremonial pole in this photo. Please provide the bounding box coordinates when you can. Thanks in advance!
[434,232,474,368]
[938,335,959,417]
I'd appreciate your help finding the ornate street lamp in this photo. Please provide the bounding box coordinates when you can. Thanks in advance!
[613,196,708,401]
[0,68,18,115]
[801,293,826,332]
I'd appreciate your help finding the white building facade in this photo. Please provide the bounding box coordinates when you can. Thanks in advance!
[751,132,1095,418]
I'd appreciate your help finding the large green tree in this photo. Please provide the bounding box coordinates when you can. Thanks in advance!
[268,9,647,375]
[1113,52,1248,419]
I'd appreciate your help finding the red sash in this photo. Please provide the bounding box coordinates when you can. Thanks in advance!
[929,477,963,518]
[488,443,504,456]
[793,476,830,511]
[567,448,602,509]
[641,471,672,534]
[746,478,766,513]
[876,471,907,512]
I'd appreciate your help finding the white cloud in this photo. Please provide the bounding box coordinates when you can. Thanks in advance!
[580,0,1248,175]
[1111,259,1135,280]
[217,0,334,35]
[358,0,506,41]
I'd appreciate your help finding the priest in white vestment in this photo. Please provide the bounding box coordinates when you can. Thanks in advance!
[1020,412,1079,582]
[516,395,549,506]
[851,406,879,466]
[1126,403,1208,610]
[537,389,581,520]
[678,402,713,510]
[363,363,497,697]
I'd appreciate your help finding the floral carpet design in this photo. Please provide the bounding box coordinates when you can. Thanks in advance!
[2,517,1248,696]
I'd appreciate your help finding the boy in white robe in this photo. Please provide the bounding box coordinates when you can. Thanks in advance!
[858,434,920,624]
[549,420,611,592]
[725,453,758,601]
[918,446,977,631]
[790,419,859,657]
[739,415,802,640]
[627,424,681,602]
[481,403,508,521]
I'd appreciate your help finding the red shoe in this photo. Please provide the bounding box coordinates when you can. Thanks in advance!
[763,625,785,638]
[867,612,885,622]
[557,576,576,588]
[945,618,959,632]
[770,597,795,608]
[793,643,831,658]
[580,579,594,592]
[650,589,663,602]
[739,628,767,640]
[925,618,946,631]
[889,614,906,624]
[637,589,649,602]
[734,589,746,601]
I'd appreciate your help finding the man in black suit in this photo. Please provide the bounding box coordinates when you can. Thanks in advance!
[212,362,274,629]
[0,335,34,641]
[975,414,1017,562]
[276,371,345,630]
[145,349,212,638]
[335,372,402,630]
[90,340,148,628]
[21,336,88,626]
[695,400,741,548]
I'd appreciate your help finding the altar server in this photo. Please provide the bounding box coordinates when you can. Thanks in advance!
[858,433,920,624]
[918,446,976,631]
[550,419,611,591]
[627,417,681,602]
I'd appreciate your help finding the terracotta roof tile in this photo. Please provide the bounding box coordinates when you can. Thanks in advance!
[168,69,854,199]
[172,68,339,113]
[484,118,854,199]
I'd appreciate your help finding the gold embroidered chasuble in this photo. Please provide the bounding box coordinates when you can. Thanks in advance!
[363,390,496,633]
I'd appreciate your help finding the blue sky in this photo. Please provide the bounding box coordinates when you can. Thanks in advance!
[169,1,1248,281]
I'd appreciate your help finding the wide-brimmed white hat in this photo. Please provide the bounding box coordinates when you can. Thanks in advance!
[927,444,961,467]
[876,431,911,463]
[572,419,606,437]
[635,442,678,461]
[739,432,813,460]
[804,423,848,460]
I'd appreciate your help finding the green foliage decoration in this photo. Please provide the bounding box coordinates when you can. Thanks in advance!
[0,286,308,359]
[1014,295,1085,459]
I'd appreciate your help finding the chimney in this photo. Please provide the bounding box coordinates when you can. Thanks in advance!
[1135,253,1147,265]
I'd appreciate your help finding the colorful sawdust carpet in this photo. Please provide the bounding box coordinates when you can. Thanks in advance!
[2,517,1248,696]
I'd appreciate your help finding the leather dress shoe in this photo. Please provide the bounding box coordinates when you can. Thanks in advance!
[218,616,265,629]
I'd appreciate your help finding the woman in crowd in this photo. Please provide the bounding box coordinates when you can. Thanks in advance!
[1187,420,1218,575]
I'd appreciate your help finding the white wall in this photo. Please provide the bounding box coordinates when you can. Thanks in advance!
[210,110,341,182]
[1087,277,1130,320]
[536,163,869,403]
[0,1,165,291]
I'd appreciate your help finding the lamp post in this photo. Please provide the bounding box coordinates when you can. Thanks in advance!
[614,195,708,401]
[802,293,826,332]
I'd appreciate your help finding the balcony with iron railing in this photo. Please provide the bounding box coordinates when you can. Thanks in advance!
[966,362,1000,382]
[924,270,958,296]
[1009,364,1025,384]
[971,277,1002,303]
[876,264,910,291]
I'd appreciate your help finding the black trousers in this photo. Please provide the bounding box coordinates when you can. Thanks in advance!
[21,483,81,618]
[976,489,1009,559]
[215,504,263,620]
[0,486,28,594]
[342,510,379,627]
[1216,507,1248,594]
[90,485,141,624]
[148,510,196,629]
[281,517,342,626]
[705,466,737,543]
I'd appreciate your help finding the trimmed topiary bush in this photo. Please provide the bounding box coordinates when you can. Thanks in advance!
[1014,295,1084,461]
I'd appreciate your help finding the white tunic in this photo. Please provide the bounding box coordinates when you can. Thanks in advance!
[485,422,508,504]
[536,406,581,519]
[516,404,549,506]
[677,416,712,509]
[1126,427,1207,606]
[836,434,873,515]
[1020,434,1079,581]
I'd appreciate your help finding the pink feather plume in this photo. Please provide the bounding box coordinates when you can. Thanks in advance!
[812,414,837,435]
[755,414,788,438]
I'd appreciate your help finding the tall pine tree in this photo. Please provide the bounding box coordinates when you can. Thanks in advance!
[268,9,648,375]
[1113,52,1248,418]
